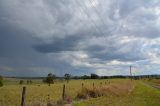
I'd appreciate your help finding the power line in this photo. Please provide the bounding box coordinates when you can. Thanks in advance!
[89,0,106,28]
[89,0,117,36]
[74,0,105,36]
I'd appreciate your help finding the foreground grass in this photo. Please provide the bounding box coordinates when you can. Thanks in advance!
[1,79,160,106]
[0,79,127,106]
[73,81,160,106]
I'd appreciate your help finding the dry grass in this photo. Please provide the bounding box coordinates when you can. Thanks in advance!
[76,80,134,100]
[147,79,160,85]
[0,79,133,106]
[74,81,160,106]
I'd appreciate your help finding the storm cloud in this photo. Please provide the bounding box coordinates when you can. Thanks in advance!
[0,0,160,76]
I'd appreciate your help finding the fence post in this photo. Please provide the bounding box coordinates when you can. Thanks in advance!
[21,86,26,106]
[62,84,65,100]
[93,83,94,88]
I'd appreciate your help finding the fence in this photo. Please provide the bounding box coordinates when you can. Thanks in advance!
[20,81,110,106]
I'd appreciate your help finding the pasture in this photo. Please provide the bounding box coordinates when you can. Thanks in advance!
[0,78,160,106]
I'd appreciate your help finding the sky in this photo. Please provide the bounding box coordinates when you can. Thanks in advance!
[0,0,160,77]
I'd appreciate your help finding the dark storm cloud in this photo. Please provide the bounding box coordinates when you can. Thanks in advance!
[0,0,160,76]
[0,23,34,57]
[33,35,83,53]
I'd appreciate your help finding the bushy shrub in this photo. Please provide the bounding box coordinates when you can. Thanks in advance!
[76,87,104,99]
[76,89,89,99]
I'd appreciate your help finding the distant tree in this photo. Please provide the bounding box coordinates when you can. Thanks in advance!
[0,76,3,87]
[27,80,29,84]
[0,80,3,87]
[29,80,32,84]
[0,76,3,80]
[91,73,99,79]
[27,80,33,84]
[64,73,71,83]
[82,75,90,80]
[45,73,56,86]
[19,80,24,85]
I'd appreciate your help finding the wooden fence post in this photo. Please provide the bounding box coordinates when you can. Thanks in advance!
[62,84,65,100]
[21,86,26,106]
[93,83,94,88]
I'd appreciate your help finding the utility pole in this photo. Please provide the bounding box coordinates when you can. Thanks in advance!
[130,65,132,80]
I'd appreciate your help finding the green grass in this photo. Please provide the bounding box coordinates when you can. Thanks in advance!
[73,81,160,106]
[145,79,160,85]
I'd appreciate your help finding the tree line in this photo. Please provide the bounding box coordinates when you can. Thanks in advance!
[43,73,160,85]
[0,74,160,86]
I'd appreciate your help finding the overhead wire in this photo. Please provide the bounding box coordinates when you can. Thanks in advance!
[74,0,105,36]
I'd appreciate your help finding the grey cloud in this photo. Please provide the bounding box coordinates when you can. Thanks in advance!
[87,41,146,62]
[0,0,160,76]
[33,35,83,53]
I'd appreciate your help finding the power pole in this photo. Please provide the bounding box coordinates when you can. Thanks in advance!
[130,65,132,80]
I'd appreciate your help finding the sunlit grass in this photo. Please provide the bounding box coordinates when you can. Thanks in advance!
[0,79,128,106]
[1,79,160,106]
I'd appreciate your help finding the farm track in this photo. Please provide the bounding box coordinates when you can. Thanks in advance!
[142,82,160,90]
[149,84,160,89]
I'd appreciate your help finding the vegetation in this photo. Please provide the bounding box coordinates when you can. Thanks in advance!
[44,73,56,86]
[74,81,160,106]
[0,76,160,106]
[27,80,32,84]
[0,81,3,87]
[82,75,90,80]
[91,73,99,79]
[0,76,3,87]
[72,75,160,80]
[0,76,3,80]
[19,80,24,85]
[145,78,160,85]
[0,79,133,105]
[64,73,71,83]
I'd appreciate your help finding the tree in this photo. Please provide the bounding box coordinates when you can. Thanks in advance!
[0,80,3,87]
[27,80,30,84]
[29,80,32,84]
[82,75,90,80]
[0,76,3,80]
[19,80,24,85]
[91,73,99,79]
[64,73,71,83]
[45,73,56,86]
[0,76,3,87]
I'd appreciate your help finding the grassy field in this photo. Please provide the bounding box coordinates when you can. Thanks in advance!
[0,78,160,106]
[145,79,160,85]
[73,80,160,106]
